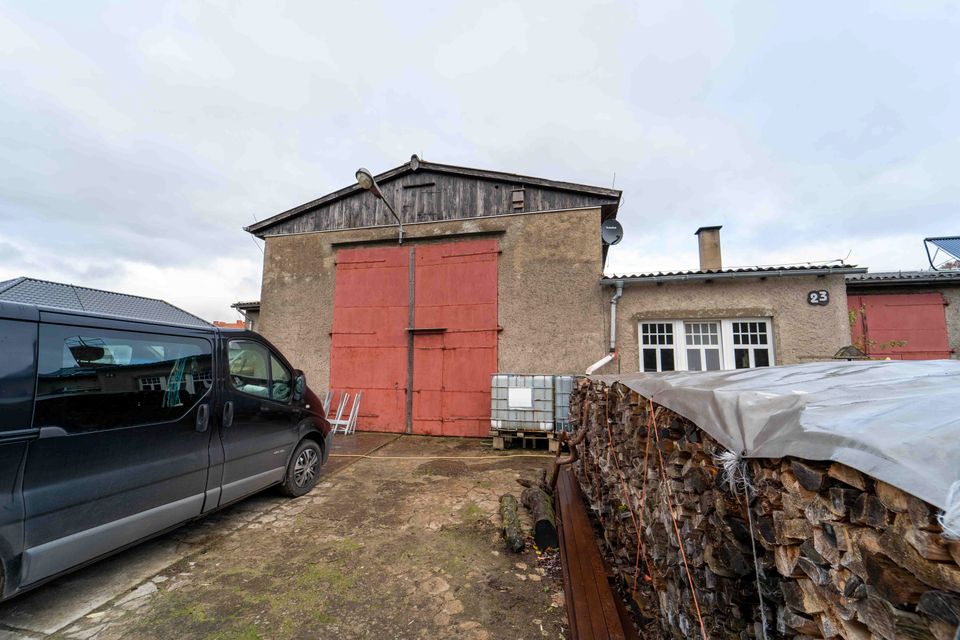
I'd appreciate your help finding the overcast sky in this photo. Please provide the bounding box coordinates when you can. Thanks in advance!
[1,1,958,321]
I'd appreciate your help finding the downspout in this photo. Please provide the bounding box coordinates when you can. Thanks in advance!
[586,280,624,375]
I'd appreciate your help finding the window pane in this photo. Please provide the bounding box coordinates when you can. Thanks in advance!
[661,349,675,371]
[229,341,270,398]
[687,349,702,371]
[35,327,212,431]
[734,348,750,369]
[643,349,658,372]
[0,319,37,431]
[270,355,291,402]
[755,349,770,367]
[705,349,721,370]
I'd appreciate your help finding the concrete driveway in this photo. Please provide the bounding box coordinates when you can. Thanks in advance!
[0,434,564,640]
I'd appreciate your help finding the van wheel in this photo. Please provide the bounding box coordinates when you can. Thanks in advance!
[281,439,322,497]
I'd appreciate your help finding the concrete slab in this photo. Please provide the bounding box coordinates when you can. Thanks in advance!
[323,431,399,475]
[0,539,195,635]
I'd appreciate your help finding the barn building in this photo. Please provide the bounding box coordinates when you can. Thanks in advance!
[245,156,870,436]
[245,156,621,437]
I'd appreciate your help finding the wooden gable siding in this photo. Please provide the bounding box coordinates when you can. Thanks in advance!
[263,170,618,236]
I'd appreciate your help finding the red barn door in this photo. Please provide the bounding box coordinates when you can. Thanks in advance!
[848,293,950,360]
[330,239,498,435]
[330,246,409,432]
[413,239,499,437]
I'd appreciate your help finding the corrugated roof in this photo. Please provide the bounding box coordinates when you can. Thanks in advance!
[0,277,211,327]
[846,270,960,285]
[603,264,865,282]
[231,300,260,310]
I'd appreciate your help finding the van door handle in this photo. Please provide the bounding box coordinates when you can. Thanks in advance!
[196,404,210,433]
[223,401,234,428]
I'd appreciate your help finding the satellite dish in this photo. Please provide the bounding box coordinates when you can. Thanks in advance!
[601,220,624,245]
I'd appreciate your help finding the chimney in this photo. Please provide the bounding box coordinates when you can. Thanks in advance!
[695,226,722,271]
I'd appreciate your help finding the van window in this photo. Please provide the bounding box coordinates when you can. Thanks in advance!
[34,325,213,431]
[270,355,291,402]
[0,319,37,431]
[228,340,291,402]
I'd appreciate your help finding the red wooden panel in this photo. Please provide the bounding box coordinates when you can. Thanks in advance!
[330,246,409,432]
[848,293,951,360]
[413,239,499,437]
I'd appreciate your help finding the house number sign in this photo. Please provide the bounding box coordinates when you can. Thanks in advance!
[807,290,829,306]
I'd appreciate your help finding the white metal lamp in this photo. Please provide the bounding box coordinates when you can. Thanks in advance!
[356,167,403,244]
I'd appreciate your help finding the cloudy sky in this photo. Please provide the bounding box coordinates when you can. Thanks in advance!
[1,1,958,321]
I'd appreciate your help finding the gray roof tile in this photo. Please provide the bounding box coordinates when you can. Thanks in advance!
[604,264,865,281]
[0,277,211,327]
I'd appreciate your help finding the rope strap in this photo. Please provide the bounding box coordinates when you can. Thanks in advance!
[649,399,709,640]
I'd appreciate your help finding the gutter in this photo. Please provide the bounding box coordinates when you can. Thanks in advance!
[586,280,623,375]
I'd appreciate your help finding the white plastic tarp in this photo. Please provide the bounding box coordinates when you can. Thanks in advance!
[594,360,960,509]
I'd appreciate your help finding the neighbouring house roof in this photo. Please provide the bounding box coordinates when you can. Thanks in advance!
[0,277,211,327]
[243,156,622,238]
[213,320,245,328]
[846,270,960,287]
[231,300,261,312]
[603,264,867,284]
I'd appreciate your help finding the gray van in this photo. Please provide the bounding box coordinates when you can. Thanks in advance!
[0,300,332,601]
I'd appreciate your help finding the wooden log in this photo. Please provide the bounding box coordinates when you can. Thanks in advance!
[827,487,860,518]
[851,493,891,529]
[521,486,559,551]
[917,590,960,627]
[791,460,826,492]
[499,494,524,553]
[876,481,910,514]
[880,521,960,592]
[827,462,866,490]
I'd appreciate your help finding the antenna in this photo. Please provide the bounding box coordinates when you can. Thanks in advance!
[611,172,616,189]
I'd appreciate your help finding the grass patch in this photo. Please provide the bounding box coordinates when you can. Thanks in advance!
[461,502,484,523]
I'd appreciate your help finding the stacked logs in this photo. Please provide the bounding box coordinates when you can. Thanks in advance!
[569,377,960,640]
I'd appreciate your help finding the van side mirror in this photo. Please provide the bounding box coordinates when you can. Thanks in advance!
[293,371,306,402]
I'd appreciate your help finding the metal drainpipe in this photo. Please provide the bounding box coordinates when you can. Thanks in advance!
[609,280,624,352]
[586,280,624,375]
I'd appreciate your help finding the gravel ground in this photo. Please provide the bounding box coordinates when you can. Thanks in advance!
[50,436,566,640]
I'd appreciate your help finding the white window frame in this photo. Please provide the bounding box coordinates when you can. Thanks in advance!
[639,318,775,372]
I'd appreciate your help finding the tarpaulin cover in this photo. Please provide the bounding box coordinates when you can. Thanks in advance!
[593,360,960,509]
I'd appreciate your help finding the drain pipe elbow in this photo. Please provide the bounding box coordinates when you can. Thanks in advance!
[585,281,625,375]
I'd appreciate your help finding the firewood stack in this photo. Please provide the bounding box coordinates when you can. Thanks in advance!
[569,377,960,640]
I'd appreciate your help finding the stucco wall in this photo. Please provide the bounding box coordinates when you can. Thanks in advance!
[243,310,260,332]
[602,274,853,374]
[257,208,608,390]
[944,287,960,359]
